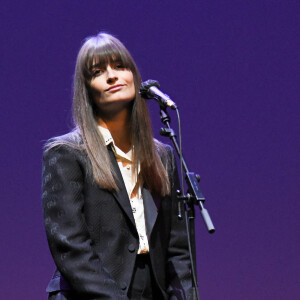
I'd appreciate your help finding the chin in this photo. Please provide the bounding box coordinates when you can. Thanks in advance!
[98,98,133,112]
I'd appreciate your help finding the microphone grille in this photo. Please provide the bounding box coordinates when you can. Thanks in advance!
[139,79,160,98]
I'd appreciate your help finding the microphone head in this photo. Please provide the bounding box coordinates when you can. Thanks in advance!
[139,79,160,99]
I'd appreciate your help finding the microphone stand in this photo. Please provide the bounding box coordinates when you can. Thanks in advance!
[159,108,215,299]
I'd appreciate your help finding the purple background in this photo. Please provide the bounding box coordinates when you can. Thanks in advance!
[1,1,299,299]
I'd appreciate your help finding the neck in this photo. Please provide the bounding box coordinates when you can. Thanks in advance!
[97,108,132,153]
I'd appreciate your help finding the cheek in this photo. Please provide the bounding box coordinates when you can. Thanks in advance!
[128,82,136,99]
[90,78,105,94]
[127,73,135,97]
[88,82,104,104]
[89,85,101,100]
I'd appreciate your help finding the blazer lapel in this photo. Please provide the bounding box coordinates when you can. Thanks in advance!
[108,147,136,227]
[142,187,159,239]
[107,145,161,238]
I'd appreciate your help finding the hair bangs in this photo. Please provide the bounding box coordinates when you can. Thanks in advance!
[83,35,134,81]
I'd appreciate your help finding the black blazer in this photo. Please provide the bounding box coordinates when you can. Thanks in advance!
[42,132,194,299]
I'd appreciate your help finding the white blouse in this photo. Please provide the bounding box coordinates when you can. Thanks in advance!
[98,126,149,254]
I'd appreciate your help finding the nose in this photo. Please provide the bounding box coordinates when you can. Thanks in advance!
[106,65,118,84]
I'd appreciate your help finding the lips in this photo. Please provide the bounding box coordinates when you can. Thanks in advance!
[105,84,124,92]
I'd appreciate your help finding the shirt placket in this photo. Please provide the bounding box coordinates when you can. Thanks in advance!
[112,146,149,254]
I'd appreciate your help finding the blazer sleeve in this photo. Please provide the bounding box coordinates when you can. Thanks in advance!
[166,148,197,300]
[42,145,128,300]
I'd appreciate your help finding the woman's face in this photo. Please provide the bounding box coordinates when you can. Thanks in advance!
[89,61,135,113]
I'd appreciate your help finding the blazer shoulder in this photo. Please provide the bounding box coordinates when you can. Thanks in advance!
[154,139,178,176]
[154,138,173,153]
[154,139,175,160]
[43,129,84,154]
[42,131,90,181]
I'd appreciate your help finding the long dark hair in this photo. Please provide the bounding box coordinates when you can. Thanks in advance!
[48,32,170,196]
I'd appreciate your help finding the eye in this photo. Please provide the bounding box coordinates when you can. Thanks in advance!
[114,63,125,70]
[92,68,102,77]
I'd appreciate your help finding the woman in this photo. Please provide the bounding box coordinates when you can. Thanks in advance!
[42,32,194,300]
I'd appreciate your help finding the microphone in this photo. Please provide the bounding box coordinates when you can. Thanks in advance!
[139,80,177,110]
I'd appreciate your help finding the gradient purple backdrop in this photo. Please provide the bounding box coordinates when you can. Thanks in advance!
[0,1,299,299]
